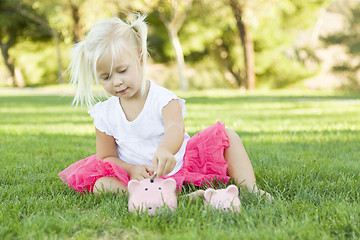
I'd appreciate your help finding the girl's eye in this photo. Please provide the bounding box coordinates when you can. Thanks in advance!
[119,68,127,73]
[103,75,110,80]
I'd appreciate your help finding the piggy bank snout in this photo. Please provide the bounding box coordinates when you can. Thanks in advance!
[144,186,162,191]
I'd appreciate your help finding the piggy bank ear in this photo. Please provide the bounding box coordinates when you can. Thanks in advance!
[160,178,176,191]
[204,188,216,202]
[127,180,141,195]
[225,185,239,196]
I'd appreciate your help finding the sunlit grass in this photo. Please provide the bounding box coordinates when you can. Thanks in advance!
[1,90,359,239]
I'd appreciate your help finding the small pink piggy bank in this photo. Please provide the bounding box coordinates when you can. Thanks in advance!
[204,185,241,214]
[128,178,177,216]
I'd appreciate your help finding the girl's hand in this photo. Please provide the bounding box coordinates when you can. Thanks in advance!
[152,147,176,177]
[129,165,154,181]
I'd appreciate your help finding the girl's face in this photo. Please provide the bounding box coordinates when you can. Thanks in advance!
[96,51,143,100]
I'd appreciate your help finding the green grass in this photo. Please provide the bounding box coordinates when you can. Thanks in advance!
[1,90,359,239]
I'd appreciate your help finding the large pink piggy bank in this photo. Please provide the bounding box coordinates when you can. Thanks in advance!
[128,178,177,215]
[204,185,241,214]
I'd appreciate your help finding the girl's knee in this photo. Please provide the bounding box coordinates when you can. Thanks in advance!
[225,128,242,142]
[93,176,126,194]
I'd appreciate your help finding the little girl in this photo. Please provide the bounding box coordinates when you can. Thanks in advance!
[58,14,272,200]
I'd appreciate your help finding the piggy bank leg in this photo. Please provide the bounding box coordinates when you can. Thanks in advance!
[185,190,205,201]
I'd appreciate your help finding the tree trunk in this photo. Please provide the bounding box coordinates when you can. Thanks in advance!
[157,0,192,91]
[69,0,82,43]
[0,42,16,86]
[168,28,187,91]
[0,44,26,87]
[229,0,256,90]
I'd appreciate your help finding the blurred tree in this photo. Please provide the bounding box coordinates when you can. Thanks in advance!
[251,0,331,88]
[67,0,84,43]
[176,0,329,89]
[181,0,242,88]
[321,0,360,90]
[0,0,332,89]
[228,0,255,90]
[0,0,51,86]
[156,0,193,91]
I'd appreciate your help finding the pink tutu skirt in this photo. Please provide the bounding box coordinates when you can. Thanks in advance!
[58,121,231,193]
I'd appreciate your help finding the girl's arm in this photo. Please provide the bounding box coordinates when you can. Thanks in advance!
[96,128,154,180]
[153,99,185,177]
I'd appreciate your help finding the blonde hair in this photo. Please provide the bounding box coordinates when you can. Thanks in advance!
[68,14,148,108]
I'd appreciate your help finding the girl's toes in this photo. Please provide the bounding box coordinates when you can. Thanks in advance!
[259,190,274,201]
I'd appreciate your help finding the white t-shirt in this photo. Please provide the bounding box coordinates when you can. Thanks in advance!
[88,80,190,176]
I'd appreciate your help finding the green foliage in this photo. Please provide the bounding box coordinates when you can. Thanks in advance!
[10,41,63,86]
[321,3,360,90]
[144,0,328,89]
[279,0,332,32]
[250,0,329,88]
[180,0,234,56]
[1,90,359,239]
[256,50,316,88]
[0,0,334,88]
[147,12,173,62]
[0,0,51,42]
[187,57,230,90]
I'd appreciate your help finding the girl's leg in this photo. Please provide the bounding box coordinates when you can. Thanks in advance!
[93,176,127,195]
[224,129,272,200]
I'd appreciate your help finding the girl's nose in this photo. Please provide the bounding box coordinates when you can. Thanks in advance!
[112,75,123,87]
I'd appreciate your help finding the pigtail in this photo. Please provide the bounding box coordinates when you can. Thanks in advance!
[130,14,148,95]
[68,41,97,108]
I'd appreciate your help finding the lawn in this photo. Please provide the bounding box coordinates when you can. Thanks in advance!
[0,89,359,239]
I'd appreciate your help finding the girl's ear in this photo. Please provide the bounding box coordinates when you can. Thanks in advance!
[139,53,143,65]
[139,50,147,65]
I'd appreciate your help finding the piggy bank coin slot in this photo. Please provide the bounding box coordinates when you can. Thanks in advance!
[150,172,157,183]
